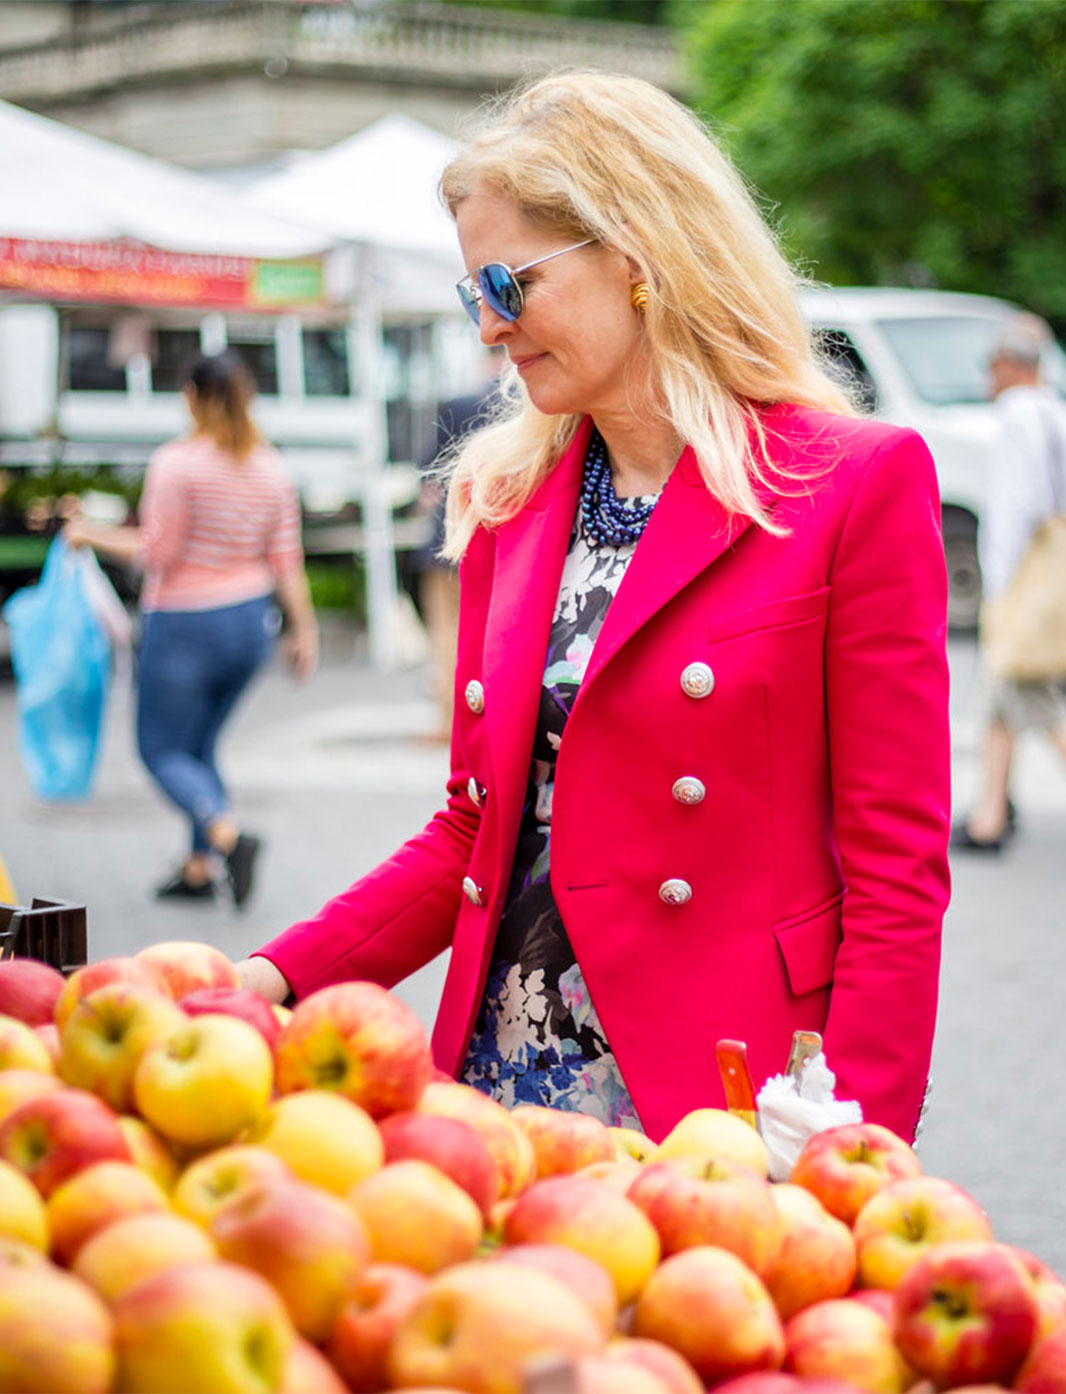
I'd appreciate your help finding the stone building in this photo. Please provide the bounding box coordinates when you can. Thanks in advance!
[0,0,684,177]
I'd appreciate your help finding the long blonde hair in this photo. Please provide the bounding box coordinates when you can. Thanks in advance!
[439,71,853,560]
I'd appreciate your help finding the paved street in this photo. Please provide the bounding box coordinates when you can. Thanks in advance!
[1,628,1065,1270]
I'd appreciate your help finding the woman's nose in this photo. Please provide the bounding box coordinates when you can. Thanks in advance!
[479,302,514,346]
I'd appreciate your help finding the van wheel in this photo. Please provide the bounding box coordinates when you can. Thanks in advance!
[942,508,981,632]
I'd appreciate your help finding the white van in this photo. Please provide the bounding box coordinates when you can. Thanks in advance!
[800,287,1066,629]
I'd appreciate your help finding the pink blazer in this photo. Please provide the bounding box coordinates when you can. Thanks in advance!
[261,404,951,1143]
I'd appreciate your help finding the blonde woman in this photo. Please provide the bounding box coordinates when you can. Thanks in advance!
[66,352,318,907]
[243,73,949,1142]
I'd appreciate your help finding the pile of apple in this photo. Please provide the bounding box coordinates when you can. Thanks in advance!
[1,945,1065,1394]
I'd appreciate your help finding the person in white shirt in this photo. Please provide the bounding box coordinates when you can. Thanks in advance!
[954,317,1066,851]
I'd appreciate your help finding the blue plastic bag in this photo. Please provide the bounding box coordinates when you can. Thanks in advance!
[3,536,112,800]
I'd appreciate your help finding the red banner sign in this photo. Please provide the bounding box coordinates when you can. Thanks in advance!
[0,238,325,310]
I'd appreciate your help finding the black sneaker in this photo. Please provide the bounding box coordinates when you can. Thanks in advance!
[155,871,216,901]
[225,834,262,908]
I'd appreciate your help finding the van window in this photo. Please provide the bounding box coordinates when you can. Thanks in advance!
[876,316,1002,406]
[815,329,878,411]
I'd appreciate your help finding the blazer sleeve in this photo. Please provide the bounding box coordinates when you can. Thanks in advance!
[256,778,480,998]
[821,427,951,1141]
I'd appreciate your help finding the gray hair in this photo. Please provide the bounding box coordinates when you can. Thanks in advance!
[990,315,1049,367]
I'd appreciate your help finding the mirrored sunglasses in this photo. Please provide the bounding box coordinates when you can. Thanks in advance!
[456,239,596,325]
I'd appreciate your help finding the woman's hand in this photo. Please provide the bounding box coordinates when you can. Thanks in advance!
[62,518,92,550]
[235,955,293,1004]
[280,621,320,683]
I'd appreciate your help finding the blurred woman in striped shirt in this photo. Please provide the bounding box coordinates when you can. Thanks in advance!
[65,351,318,907]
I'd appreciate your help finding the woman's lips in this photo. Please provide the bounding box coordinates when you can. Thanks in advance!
[511,353,545,374]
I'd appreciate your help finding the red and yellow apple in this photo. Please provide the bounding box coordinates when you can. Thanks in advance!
[210,1176,370,1342]
[274,980,433,1118]
[243,1088,383,1195]
[789,1121,921,1225]
[0,1254,115,1393]
[387,1258,605,1392]
[324,1261,430,1392]
[133,1012,274,1149]
[0,1086,130,1197]
[765,1181,857,1319]
[853,1174,994,1289]
[73,1210,218,1305]
[611,1126,659,1164]
[180,986,282,1049]
[488,1241,618,1336]
[54,957,168,1032]
[1015,1326,1066,1392]
[281,1337,351,1394]
[34,1022,61,1068]
[173,1143,291,1228]
[117,1115,179,1193]
[893,1239,1040,1388]
[0,1066,62,1124]
[602,1338,705,1394]
[633,1244,785,1384]
[0,957,65,1027]
[347,1158,483,1274]
[112,1259,294,1394]
[0,1155,48,1250]
[0,1011,54,1073]
[657,1106,770,1176]
[58,982,186,1112]
[627,1155,782,1280]
[556,1353,676,1393]
[415,1080,537,1198]
[379,1109,499,1214]
[511,1104,616,1178]
[1007,1245,1066,1341]
[45,1159,170,1265]
[134,940,239,1000]
[783,1296,910,1393]
[504,1173,661,1305]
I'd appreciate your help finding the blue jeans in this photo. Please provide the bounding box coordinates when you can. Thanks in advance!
[136,597,276,854]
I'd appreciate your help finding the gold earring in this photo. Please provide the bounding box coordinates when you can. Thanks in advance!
[631,281,650,313]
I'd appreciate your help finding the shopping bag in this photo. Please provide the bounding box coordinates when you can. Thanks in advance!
[980,513,1066,681]
[2,536,113,800]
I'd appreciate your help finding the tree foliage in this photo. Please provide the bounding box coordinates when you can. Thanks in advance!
[684,0,1066,324]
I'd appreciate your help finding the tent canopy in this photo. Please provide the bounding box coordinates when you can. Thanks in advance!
[249,113,460,256]
[0,98,331,258]
[248,113,463,314]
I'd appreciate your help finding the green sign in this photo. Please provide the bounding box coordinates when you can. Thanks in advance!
[252,260,325,307]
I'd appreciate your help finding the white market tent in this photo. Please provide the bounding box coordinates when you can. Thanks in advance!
[246,112,464,313]
[0,97,328,257]
[247,115,474,667]
[0,100,423,668]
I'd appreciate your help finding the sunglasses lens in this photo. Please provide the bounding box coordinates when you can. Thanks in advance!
[480,264,523,321]
[457,281,481,325]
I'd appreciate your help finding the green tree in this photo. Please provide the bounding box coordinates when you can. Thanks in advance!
[684,0,1066,324]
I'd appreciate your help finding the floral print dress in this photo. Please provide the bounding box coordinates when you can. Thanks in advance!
[460,493,660,1129]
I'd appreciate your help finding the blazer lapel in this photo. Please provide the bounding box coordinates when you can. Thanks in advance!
[579,444,758,692]
[481,419,590,850]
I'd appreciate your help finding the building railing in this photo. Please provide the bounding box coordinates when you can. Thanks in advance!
[0,1,685,104]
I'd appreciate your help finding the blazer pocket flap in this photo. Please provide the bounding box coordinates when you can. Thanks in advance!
[710,586,830,643]
[774,893,844,997]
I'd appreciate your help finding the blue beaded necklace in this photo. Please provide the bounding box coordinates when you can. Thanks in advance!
[579,427,659,548]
